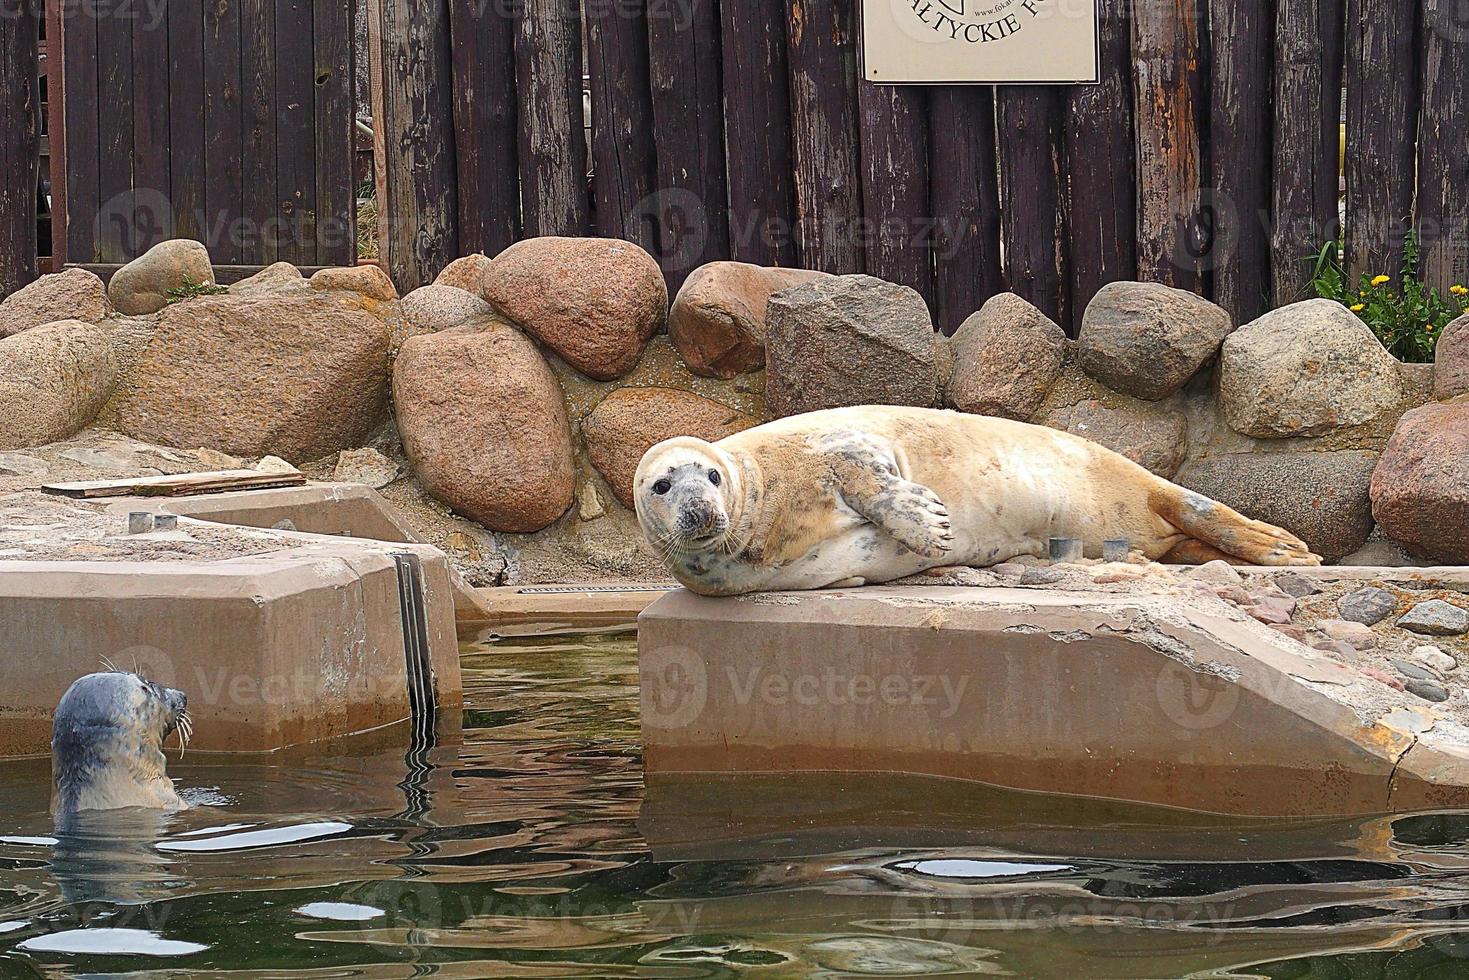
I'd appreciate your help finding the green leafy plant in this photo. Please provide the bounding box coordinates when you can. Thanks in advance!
[1310,231,1468,363]
[164,277,229,304]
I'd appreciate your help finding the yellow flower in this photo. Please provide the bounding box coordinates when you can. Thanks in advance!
[1350,303,1365,312]
[1452,284,1468,296]
[1372,275,1391,287]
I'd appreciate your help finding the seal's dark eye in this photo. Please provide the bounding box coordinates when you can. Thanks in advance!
[708,470,721,486]
[653,479,672,495]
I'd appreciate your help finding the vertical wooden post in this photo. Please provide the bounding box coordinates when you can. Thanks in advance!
[449,0,520,257]
[0,0,39,296]
[646,0,729,289]
[586,0,658,254]
[1207,0,1274,323]
[1344,0,1419,280]
[204,0,243,263]
[858,83,931,306]
[314,0,357,265]
[1418,0,1469,294]
[372,0,459,288]
[1271,0,1344,305]
[1066,0,1136,330]
[169,0,206,247]
[1132,0,1205,293]
[997,87,1068,326]
[929,86,1002,335]
[720,0,796,266]
[786,0,863,274]
[44,0,67,271]
[96,0,135,263]
[515,0,589,238]
[131,2,172,251]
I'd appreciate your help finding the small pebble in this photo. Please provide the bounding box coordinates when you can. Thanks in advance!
[1316,619,1377,649]
[1412,645,1458,674]
[1310,639,1357,657]
[1190,560,1243,586]
[991,563,1026,579]
[1215,586,1253,606]
[1246,605,1292,626]
[1020,568,1065,586]
[1336,587,1399,626]
[1270,624,1311,642]
[1253,594,1297,618]
[1361,667,1405,691]
[1398,600,1469,637]
[1392,658,1440,682]
[1275,573,1322,598]
[1405,678,1450,703]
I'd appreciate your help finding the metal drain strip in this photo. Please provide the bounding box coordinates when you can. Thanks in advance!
[392,553,437,743]
[516,584,675,594]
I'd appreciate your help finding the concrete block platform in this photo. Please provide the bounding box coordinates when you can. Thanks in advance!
[0,484,462,758]
[638,584,1469,817]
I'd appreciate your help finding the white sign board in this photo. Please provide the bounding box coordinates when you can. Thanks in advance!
[862,0,1100,84]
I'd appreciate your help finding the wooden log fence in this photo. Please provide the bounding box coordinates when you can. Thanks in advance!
[5,0,1469,338]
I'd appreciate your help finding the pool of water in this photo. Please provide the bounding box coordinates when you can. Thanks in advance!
[4,629,1469,977]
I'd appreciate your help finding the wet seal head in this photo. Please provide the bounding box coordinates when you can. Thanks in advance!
[634,436,750,563]
[52,670,191,819]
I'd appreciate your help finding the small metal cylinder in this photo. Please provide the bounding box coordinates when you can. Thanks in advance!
[1103,538,1130,562]
[1048,537,1084,563]
[154,514,179,531]
[127,512,154,535]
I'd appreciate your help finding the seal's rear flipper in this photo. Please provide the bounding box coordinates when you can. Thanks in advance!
[1150,486,1322,566]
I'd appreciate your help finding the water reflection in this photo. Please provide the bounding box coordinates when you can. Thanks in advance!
[0,629,1466,976]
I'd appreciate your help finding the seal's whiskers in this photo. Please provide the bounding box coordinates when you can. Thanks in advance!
[175,712,193,757]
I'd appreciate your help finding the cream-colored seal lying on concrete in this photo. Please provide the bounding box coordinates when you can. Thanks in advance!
[52,671,191,819]
[634,406,1320,596]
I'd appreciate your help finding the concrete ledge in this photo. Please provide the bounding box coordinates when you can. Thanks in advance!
[0,486,463,758]
[638,586,1469,816]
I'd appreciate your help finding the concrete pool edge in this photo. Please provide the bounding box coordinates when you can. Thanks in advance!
[637,584,1469,817]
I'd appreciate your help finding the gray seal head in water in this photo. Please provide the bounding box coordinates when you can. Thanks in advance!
[51,671,191,817]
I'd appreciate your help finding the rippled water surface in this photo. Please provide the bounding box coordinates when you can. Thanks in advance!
[4,629,1469,977]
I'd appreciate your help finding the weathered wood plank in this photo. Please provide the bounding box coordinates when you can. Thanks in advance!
[1207,0,1273,322]
[1131,0,1205,293]
[204,0,244,263]
[1418,0,1469,294]
[720,0,796,265]
[61,0,100,263]
[241,0,278,264]
[515,0,588,237]
[131,2,171,251]
[1271,0,1344,304]
[786,0,862,273]
[858,83,931,305]
[44,0,68,267]
[43,469,305,499]
[586,0,658,254]
[377,0,459,286]
[168,0,206,246]
[0,0,38,295]
[1344,0,1419,279]
[95,0,134,263]
[997,87,1068,326]
[1065,0,1136,330]
[314,0,356,265]
[275,0,317,264]
[646,0,728,290]
[929,88,1001,335]
[448,0,520,256]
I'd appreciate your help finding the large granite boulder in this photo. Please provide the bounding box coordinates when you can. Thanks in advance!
[394,323,575,532]
[0,268,112,338]
[1435,313,1469,400]
[114,292,390,462]
[483,237,667,381]
[1370,401,1469,564]
[948,293,1065,421]
[229,261,305,297]
[434,253,492,295]
[1220,299,1406,438]
[583,387,758,509]
[309,265,397,302]
[108,239,216,315]
[765,274,941,418]
[1046,398,1188,478]
[669,262,830,379]
[1176,450,1378,563]
[0,321,118,450]
[1078,282,1233,400]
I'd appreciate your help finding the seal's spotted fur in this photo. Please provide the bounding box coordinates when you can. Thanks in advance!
[635,406,1320,596]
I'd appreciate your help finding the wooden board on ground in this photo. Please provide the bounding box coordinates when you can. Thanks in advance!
[42,470,307,499]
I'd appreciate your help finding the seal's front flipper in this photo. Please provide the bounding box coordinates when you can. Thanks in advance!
[855,481,955,558]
